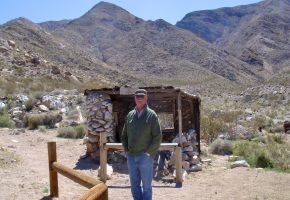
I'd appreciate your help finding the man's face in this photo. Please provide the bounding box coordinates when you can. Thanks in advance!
[134,94,148,108]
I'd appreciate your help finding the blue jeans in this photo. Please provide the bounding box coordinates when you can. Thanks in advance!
[127,153,153,200]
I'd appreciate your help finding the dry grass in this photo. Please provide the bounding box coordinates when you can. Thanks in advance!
[57,124,86,139]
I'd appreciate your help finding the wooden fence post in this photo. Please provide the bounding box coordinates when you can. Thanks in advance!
[99,132,107,183]
[177,92,183,147]
[175,146,183,185]
[48,142,59,197]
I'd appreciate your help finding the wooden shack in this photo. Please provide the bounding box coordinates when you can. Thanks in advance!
[84,86,201,156]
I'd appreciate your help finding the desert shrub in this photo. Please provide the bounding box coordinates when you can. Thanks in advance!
[267,133,285,144]
[266,110,277,119]
[209,139,233,155]
[266,135,290,172]
[57,126,77,138]
[252,116,268,129]
[201,115,226,143]
[32,91,44,100]
[24,112,62,129]
[25,114,44,129]
[74,124,86,138]
[57,125,86,139]
[38,125,46,132]
[221,110,242,123]
[25,98,37,112]
[0,108,15,128]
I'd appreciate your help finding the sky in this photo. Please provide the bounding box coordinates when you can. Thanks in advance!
[0,0,262,25]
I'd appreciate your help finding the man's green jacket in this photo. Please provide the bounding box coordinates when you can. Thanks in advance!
[121,105,162,158]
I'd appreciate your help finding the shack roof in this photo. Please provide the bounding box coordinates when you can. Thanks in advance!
[84,86,200,101]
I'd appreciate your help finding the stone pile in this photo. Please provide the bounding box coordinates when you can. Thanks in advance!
[84,92,114,161]
[169,129,202,173]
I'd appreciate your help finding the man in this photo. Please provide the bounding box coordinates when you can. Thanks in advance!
[122,88,162,200]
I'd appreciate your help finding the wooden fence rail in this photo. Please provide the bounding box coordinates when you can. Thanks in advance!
[47,142,108,200]
[99,132,183,185]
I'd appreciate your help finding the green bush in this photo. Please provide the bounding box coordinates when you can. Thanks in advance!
[201,115,226,143]
[74,125,86,138]
[233,139,290,171]
[233,140,270,168]
[0,108,15,128]
[209,139,233,155]
[57,125,86,139]
[38,125,47,132]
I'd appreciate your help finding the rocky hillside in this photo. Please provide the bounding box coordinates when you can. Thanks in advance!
[176,0,290,80]
[0,17,139,96]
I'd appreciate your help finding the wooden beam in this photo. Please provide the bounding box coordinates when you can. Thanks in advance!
[52,162,104,189]
[104,143,179,151]
[177,92,182,146]
[99,132,107,183]
[77,183,108,200]
[47,142,59,197]
[175,146,183,184]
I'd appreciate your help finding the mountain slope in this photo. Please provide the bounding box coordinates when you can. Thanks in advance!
[0,17,139,95]
[176,0,290,79]
[40,2,260,86]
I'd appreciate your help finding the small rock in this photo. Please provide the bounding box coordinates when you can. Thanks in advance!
[201,158,212,163]
[190,155,200,165]
[173,168,188,181]
[83,136,89,144]
[39,105,49,112]
[230,160,250,169]
[245,108,253,115]
[7,40,16,48]
[60,108,67,113]
[104,111,113,120]
[228,155,240,162]
[97,164,113,180]
[0,101,6,109]
[182,161,190,171]
[188,164,202,172]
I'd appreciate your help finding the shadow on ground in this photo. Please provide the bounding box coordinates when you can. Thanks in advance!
[73,155,99,170]
[40,196,52,200]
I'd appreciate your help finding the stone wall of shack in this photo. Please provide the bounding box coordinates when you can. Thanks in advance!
[85,92,114,160]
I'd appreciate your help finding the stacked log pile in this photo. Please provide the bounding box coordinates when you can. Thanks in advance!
[84,92,114,161]
[169,129,202,172]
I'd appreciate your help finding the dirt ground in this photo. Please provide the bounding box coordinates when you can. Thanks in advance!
[0,128,290,200]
